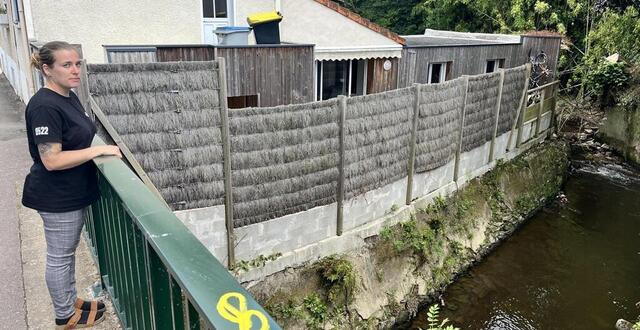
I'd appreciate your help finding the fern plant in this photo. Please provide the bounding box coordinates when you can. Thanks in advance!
[424,304,459,330]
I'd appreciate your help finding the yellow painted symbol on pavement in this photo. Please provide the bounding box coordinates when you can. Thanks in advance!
[217,292,270,330]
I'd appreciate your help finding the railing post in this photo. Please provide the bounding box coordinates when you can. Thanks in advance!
[454,76,470,182]
[406,83,421,205]
[216,57,236,268]
[336,96,347,236]
[489,70,506,162]
[515,63,532,148]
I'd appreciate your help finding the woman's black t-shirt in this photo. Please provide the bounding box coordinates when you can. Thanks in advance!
[22,88,99,212]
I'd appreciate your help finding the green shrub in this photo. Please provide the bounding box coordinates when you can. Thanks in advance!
[581,59,629,104]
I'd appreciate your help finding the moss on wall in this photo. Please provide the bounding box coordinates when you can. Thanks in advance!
[599,105,640,166]
[249,140,569,329]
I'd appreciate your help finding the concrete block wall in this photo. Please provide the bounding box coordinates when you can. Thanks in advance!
[411,160,455,202]
[234,203,338,262]
[342,178,407,232]
[235,129,551,284]
[175,122,552,273]
[174,205,227,264]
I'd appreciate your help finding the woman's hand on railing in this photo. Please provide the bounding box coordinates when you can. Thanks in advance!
[93,145,122,159]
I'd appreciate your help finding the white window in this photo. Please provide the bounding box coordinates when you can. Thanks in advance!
[485,59,505,73]
[428,62,448,84]
[316,59,368,101]
[202,0,227,19]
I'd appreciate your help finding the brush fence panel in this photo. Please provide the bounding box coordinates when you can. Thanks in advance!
[461,72,502,152]
[497,66,528,135]
[88,62,224,210]
[415,79,465,173]
[343,88,414,200]
[228,100,341,227]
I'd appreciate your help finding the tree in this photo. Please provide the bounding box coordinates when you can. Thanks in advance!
[336,0,426,35]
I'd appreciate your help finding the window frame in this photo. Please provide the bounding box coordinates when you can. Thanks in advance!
[427,62,447,84]
[485,58,505,73]
[315,59,368,101]
[202,0,228,19]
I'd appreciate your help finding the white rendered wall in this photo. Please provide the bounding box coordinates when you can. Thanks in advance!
[235,0,275,27]
[236,0,401,54]
[0,29,31,100]
[29,0,202,64]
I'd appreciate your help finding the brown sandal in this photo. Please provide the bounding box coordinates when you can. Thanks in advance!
[74,298,106,312]
[55,308,105,329]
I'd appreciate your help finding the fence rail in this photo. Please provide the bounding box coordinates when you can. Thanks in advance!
[84,136,280,330]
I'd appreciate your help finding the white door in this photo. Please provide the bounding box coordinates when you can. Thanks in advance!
[202,0,233,44]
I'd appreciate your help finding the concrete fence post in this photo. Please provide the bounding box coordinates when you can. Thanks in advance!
[453,76,470,182]
[489,70,506,162]
[216,58,235,268]
[514,63,532,149]
[336,96,347,236]
[406,83,421,205]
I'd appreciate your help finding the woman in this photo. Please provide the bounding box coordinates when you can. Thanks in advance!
[23,41,122,329]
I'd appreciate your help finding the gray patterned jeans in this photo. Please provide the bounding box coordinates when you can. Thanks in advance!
[38,208,85,319]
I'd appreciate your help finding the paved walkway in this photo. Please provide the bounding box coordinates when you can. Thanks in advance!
[0,73,29,330]
[0,74,120,329]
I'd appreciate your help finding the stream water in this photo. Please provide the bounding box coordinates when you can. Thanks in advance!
[409,162,640,330]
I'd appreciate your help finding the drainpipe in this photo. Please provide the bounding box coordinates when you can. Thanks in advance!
[274,0,281,12]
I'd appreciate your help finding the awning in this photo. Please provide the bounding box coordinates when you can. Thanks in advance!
[314,45,402,61]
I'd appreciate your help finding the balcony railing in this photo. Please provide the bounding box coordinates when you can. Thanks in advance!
[85,135,280,330]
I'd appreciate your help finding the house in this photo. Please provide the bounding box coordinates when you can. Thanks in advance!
[235,0,406,100]
[0,0,405,103]
[0,0,560,105]
[398,29,562,88]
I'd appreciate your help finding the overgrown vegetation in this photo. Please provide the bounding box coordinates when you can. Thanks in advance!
[232,252,282,274]
[316,255,358,306]
[571,6,639,106]
[337,0,640,113]
[265,255,358,329]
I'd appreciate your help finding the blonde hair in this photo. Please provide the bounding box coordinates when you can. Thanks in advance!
[30,41,79,71]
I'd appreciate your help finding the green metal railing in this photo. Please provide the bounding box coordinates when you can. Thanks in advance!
[84,136,280,330]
